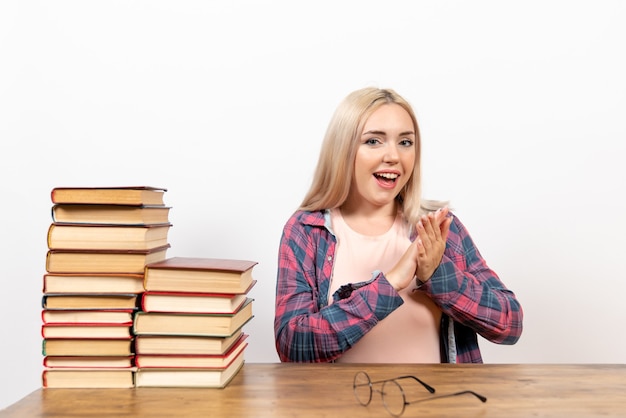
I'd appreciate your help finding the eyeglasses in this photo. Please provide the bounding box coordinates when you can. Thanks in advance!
[353,371,487,417]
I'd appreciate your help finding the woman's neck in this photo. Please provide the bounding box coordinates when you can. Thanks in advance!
[338,201,398,236]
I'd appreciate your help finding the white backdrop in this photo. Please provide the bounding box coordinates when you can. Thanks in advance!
[2,0,625,410]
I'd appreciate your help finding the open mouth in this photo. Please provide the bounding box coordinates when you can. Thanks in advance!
[374,173,399,186]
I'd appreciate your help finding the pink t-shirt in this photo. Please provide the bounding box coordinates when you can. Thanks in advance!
[328,209,442,363]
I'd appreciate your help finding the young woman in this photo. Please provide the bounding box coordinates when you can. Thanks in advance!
[274,87,523,363]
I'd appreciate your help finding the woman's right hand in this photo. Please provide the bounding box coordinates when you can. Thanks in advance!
[385,207,451,291]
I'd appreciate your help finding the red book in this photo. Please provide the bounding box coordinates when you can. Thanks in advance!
[135,334,248,369]
[43,356,134,369]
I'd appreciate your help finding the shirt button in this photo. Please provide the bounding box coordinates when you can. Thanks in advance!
[327,255,332,261]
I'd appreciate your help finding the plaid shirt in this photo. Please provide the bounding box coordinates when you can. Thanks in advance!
[274,210,523,363]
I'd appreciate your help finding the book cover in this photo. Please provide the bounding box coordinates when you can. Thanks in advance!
[43,273,145,294]
[51,186,167,206]
[133,298,254,337]
[135,329,245,355]
[144,257,257,294]
[47,223,172,251]
[42,309,135,325]
[140,285,255,314]
[134,349,245,388]
[51,204,171,225]
[42,368,135,388]
[135,334,248,369]
[42,338,134,356]
[42,294,139,310]
[42,324,133,339]
[45,244,170,274]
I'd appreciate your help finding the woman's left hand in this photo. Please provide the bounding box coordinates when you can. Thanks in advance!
[414,207,452,282]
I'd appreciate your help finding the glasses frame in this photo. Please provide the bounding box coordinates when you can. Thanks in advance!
[353,371,487,417]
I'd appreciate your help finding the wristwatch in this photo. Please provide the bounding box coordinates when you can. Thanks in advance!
[335,273,379,300]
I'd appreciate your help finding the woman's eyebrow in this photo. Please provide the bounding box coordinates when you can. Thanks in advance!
[362,129,415,136]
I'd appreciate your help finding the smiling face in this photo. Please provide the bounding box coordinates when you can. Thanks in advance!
[343,103,416,215]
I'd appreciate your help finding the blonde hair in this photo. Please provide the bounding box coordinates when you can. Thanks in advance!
[300,87,440,227]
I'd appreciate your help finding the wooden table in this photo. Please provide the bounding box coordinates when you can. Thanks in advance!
[2,363,625,417]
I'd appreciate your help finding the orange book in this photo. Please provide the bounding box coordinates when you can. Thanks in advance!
[42,323,132,339]
[42,338,133,356]
[47,223,172,251]
[46,245,170,274]
[135,329,244,356]
[42,294,139,310]
[42,368,135,388]
[133,298,253,337]
[42,309,134,325]
[135,348,245,388]
[43,273,145,294]
[140,283,255,314]
[51,186,167,206]
[135,334,248,369]
[51,204,171,225]
[144,257,258,294]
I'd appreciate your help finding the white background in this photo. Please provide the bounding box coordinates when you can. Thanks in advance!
[1,0,625,410]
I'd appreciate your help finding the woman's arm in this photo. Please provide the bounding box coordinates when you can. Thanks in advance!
[274,213,403,362]
[419,215,524,345]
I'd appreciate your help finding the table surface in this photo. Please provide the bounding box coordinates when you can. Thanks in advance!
[2,363,626,417]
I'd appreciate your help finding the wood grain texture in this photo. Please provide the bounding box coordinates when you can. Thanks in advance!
[2,363,625,417]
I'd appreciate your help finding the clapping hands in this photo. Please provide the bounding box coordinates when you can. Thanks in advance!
[386,207,452,292]
[414,207,452,283]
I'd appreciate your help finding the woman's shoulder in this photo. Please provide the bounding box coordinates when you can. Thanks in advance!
[284,209,326,228]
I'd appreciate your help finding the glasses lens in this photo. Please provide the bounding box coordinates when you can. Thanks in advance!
[353,371,373,406]
[382,380,406,417]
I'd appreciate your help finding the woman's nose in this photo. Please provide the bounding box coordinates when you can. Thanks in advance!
[383,143,400,162]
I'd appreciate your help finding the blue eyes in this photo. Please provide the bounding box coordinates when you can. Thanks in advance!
[364,138,414,147]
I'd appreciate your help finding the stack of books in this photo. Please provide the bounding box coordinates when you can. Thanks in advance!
[133,257,256,388]
[41,186,171,388]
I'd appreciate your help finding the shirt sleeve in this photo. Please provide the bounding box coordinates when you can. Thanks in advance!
[274,214,403,362]
[419,214,524,345]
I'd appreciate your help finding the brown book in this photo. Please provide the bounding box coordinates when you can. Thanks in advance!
[42,324,132,339]
[135,334,248,369]
[43,273,145,294]
[42,309,134,325]
[51,186,167,206]
[135,329,244,356]
[42,294,139,310]
[46,244,170,274]
[51,204,171,225]
[140,285,254,314]
[42,338,133,356]
[42,368,135,388]
[144,257,258,294]
[43,356,134,369]
[134,349,245,388]
[47,223,172,251]
[133,298,253,337]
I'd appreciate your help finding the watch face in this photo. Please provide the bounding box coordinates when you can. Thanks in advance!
[337,284,353,299]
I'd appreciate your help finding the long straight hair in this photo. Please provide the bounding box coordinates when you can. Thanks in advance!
[299,87,428,227]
